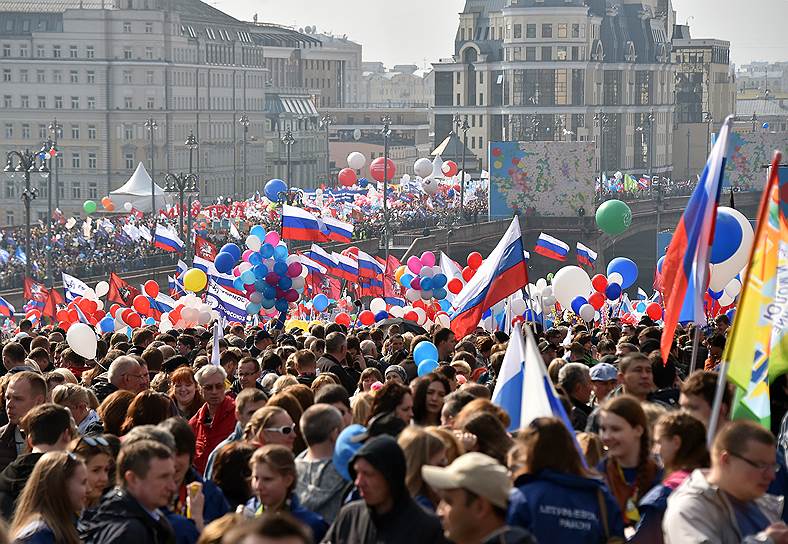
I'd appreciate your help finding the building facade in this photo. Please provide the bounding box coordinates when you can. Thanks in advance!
[359,63,434,106]
[432,0,677,180]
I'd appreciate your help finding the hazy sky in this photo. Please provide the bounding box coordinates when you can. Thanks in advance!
[216,0,787,69]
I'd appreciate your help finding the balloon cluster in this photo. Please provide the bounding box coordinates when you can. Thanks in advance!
[707,207,753,300]
[159,293,216,331]
[395,251,450,310]
[413,341,439,377]
[447,252,483,296]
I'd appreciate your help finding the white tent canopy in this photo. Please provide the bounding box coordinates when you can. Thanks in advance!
[109,162,169,212]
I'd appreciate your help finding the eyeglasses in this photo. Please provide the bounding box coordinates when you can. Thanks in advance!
[728,451,780,474]
[264,423,296,436]
[124,372,148,381]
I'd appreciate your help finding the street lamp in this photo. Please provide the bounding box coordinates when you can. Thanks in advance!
[281,128,295,199]
[593,112,610,193]
[4,150,48,279]
[185,130,199,261]
[144,118,158,219]
[238,114,250,200]
[453,113,470,224]
[163,172,198,247]
[320,115,334,186]
[635,109,655,178]
[750,113,758,132]
[47,119,62,209]
[703,111,713,155]
[382,114,392,262]
[39,139,58,288]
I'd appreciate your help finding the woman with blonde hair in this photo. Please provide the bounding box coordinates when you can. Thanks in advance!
[396,426,447,511]
[351,392,373,425]
[424,426,465,464]
[244,406,297,451]
[10,451,87,544]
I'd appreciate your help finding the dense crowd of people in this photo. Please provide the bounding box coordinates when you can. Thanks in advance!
[0,311,782,543]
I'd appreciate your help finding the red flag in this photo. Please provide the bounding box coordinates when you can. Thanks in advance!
[382,256,404,301]
[42,288,63,320]
[327,277,342,301]
[194,236,218,261]
[107,272,141,306]
[24,277,48,306]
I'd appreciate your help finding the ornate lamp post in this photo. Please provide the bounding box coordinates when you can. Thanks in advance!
[144,118,158,218]
[4,150,48,279]
[238,114,250,199]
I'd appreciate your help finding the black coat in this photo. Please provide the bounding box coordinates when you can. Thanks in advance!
[316,354,357,395]
[0,452,42,519]
[80,488,176,544]
[0,423,19,474]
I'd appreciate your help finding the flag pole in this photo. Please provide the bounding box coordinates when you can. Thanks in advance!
[706,360,728,446]
[688,256,710,375]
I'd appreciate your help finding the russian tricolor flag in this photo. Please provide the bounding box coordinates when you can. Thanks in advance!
[282,205,329,242]
[450,218,529,339]
[576,242,597,268]
[357,250,384,278]
[660,116,733,362]
[154,224,184,253]
[323,216,354,243]
[298,254,328,275]
[533,233,569,261]
[0,296,15,318]
[332,251,359,282]
[307,244,336,273]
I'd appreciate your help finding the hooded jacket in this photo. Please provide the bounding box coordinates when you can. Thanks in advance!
[80,488,176,544]
[0,451,43,519]
[663,468,784,544]
[321,435,446,544]
[508,469,625,544]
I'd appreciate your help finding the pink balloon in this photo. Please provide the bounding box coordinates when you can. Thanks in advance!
[287,262,303,277]
[242,249,254,262]
[285,289,299,302]
[411,277,422,290]
[420,251,436,267]
[232,266,242,277]
[407,256,423,274]
[264,231,281,246]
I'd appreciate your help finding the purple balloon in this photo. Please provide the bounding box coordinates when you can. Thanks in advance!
[287,262,303,278]
[284,289,299,302]
[265,272,279,286]
[411,277,421,290]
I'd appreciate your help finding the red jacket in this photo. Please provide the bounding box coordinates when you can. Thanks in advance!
[189,396,236,474]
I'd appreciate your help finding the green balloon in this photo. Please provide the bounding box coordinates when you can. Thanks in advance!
[546,273,554,282]
[83,200,97,214]
[595,199,632,235]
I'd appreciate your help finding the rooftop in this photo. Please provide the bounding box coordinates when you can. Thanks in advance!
[736,98,788,118]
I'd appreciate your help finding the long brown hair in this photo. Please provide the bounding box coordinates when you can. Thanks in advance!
[119,390,172,435]
[250,444,296,509]
[368,382,410,423]
[397,426,445,505]
[456,411,512,465]
[11,451,85,544]
[168,366,204,419]
[655,412,710,474]
[97,390,135,436]
[509,417,591,478]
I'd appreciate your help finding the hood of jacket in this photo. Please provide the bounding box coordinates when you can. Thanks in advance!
[348,435,407,503]
[513,469,609,493]
[85,487,157,526]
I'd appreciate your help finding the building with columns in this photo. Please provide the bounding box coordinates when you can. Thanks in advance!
[432,0,677,180]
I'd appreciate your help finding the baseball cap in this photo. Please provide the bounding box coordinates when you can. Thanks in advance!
[590,362,618,382]
[421,452,511,509]
[538,340,555,353]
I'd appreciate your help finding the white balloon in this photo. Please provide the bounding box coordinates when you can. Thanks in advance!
[541,286,553,298]
[159,318,173,333]
[579,303,595,322]
[420,290,433,300]
[711,207,754,288]
[198,311,212,324]
[370,298,387,313]
[420,266,434,278]
[246,234,262,252]
[511,298,527,315]
[291,276,305,290]
[724,278,742,298]
[542,295,556,307]
[405,288,420,303]
[182,307,198,323]
[66,323,97,360]
[535,278,548,292]
[347,151,366,170]
[421,176,439,195]
[608,272,624,286]
[435,313,450,328]
[83,287,97,301]
[95,300,104,311]
[389,305,405,318]
[552,266,592,309]
[718,292,735,307]
[249,291,263,304]
[414,158,433,178]
[95,281,110,298]
[414,307,427,325]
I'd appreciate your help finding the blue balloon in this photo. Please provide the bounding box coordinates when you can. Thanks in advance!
[438,299,451,312]
[233,277,246,291]
[358,178,369,188]
[433,287,447,300]
[275,298,289,312]
[374,310,389,322]
[708,288,723,300]
[246,302,261,315]
[607,257,638,289]
[413,341,439,365]
[726,308,736,322]
[273,261,288,277]
[254,279,267,292]
[261,298,275,310]
[400,273,413,288]
[657,256,665,274]
[420,277,433,291]
[432,274,447,289]
[262,285,276,300]
[260,243,274,259]
[249,252,262,266]
[710,208,743,264]
[313,294,329,312]
[333,424,367,481]
[605,283,622,301]
[417,359,439,377]
[447,189,455,198]
[214,252,235,274]
[636,302,647,312]
[250,225,266,239]
[240,269,256,285]
[273,245,288,262]
[571,296,588,315]
[99,316,115,333]
[264,179,287,202]
[145,317,156,325]
[279,276,293,290]
[220,243,242,261]
[253,264,268,278]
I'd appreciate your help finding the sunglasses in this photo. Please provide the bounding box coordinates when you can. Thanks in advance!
[74,434,110,449]
[264,423,296,436]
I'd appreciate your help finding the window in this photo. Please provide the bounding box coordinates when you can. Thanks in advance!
[146,97,154,109]
[88,125,96,139]
[555,69,568,105]
[36,70,45,83]
[70,70,79,83]
[470,136,475,149]
[123,22,132,33]
[526,47,536,61]
[87,97,95,109]
[71,181,81,199]
[124,97,133,108]
[557,46,567,60]
[4,124,12,138]
[123,125,133,140]
[37,96,46,109]
[479,136,483,150]
[38,125,47,139]
[456,72,461,84]
[21,123,29,139]
[123,47,132,59]
[526,24,536,38]
[53,45,61,58]
[572,23,580,38]
[88,153,97,170]
[71,125,80,139]
[55,96,63,109]
[123,70,132,84]
[3,95,10,108]
[541,47,552,61]
[71,153,81,168]
[479,92,484,105]
[87,71,95,84]
[2,44,9,57]
[2,69,10,82]
[124,153,134,169]
[69,45,78,58]
[19,69,28,82]
[5,211,14,226]
[71,96,80,109]
[542,24,552,38]
[19,45,27,57]
[145,22,153,34]
[145,47,153,59]
[37,181,47,200]
[146,71,154,84]
[571,46,579,60]
[86,46,94,59]
[53,70,62,83]
[514,24,522,39]
[36,45,44,58]
[558,23,568,38]
[20,96,28,108]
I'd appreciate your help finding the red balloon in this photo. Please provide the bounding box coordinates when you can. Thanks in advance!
[94,310,105,321]
[144,280,159,298]
[591,274,608,292]
[109,304,121,318]
[59,321,71,331]
[337,168,357,187]
[447,278,464,294]
[67,309,78,323]
[441,160,458,177]
[462,266,475,282]
[369,157,396,182]
[359,310,375,326]
[336,312,351,326]
[132,295,151,315]
[126,312,142,328]
[646,302,663,321]
[588,292,605,311]
[404,310,418,322]
[467,252,483,270]
[57,309,69,322]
